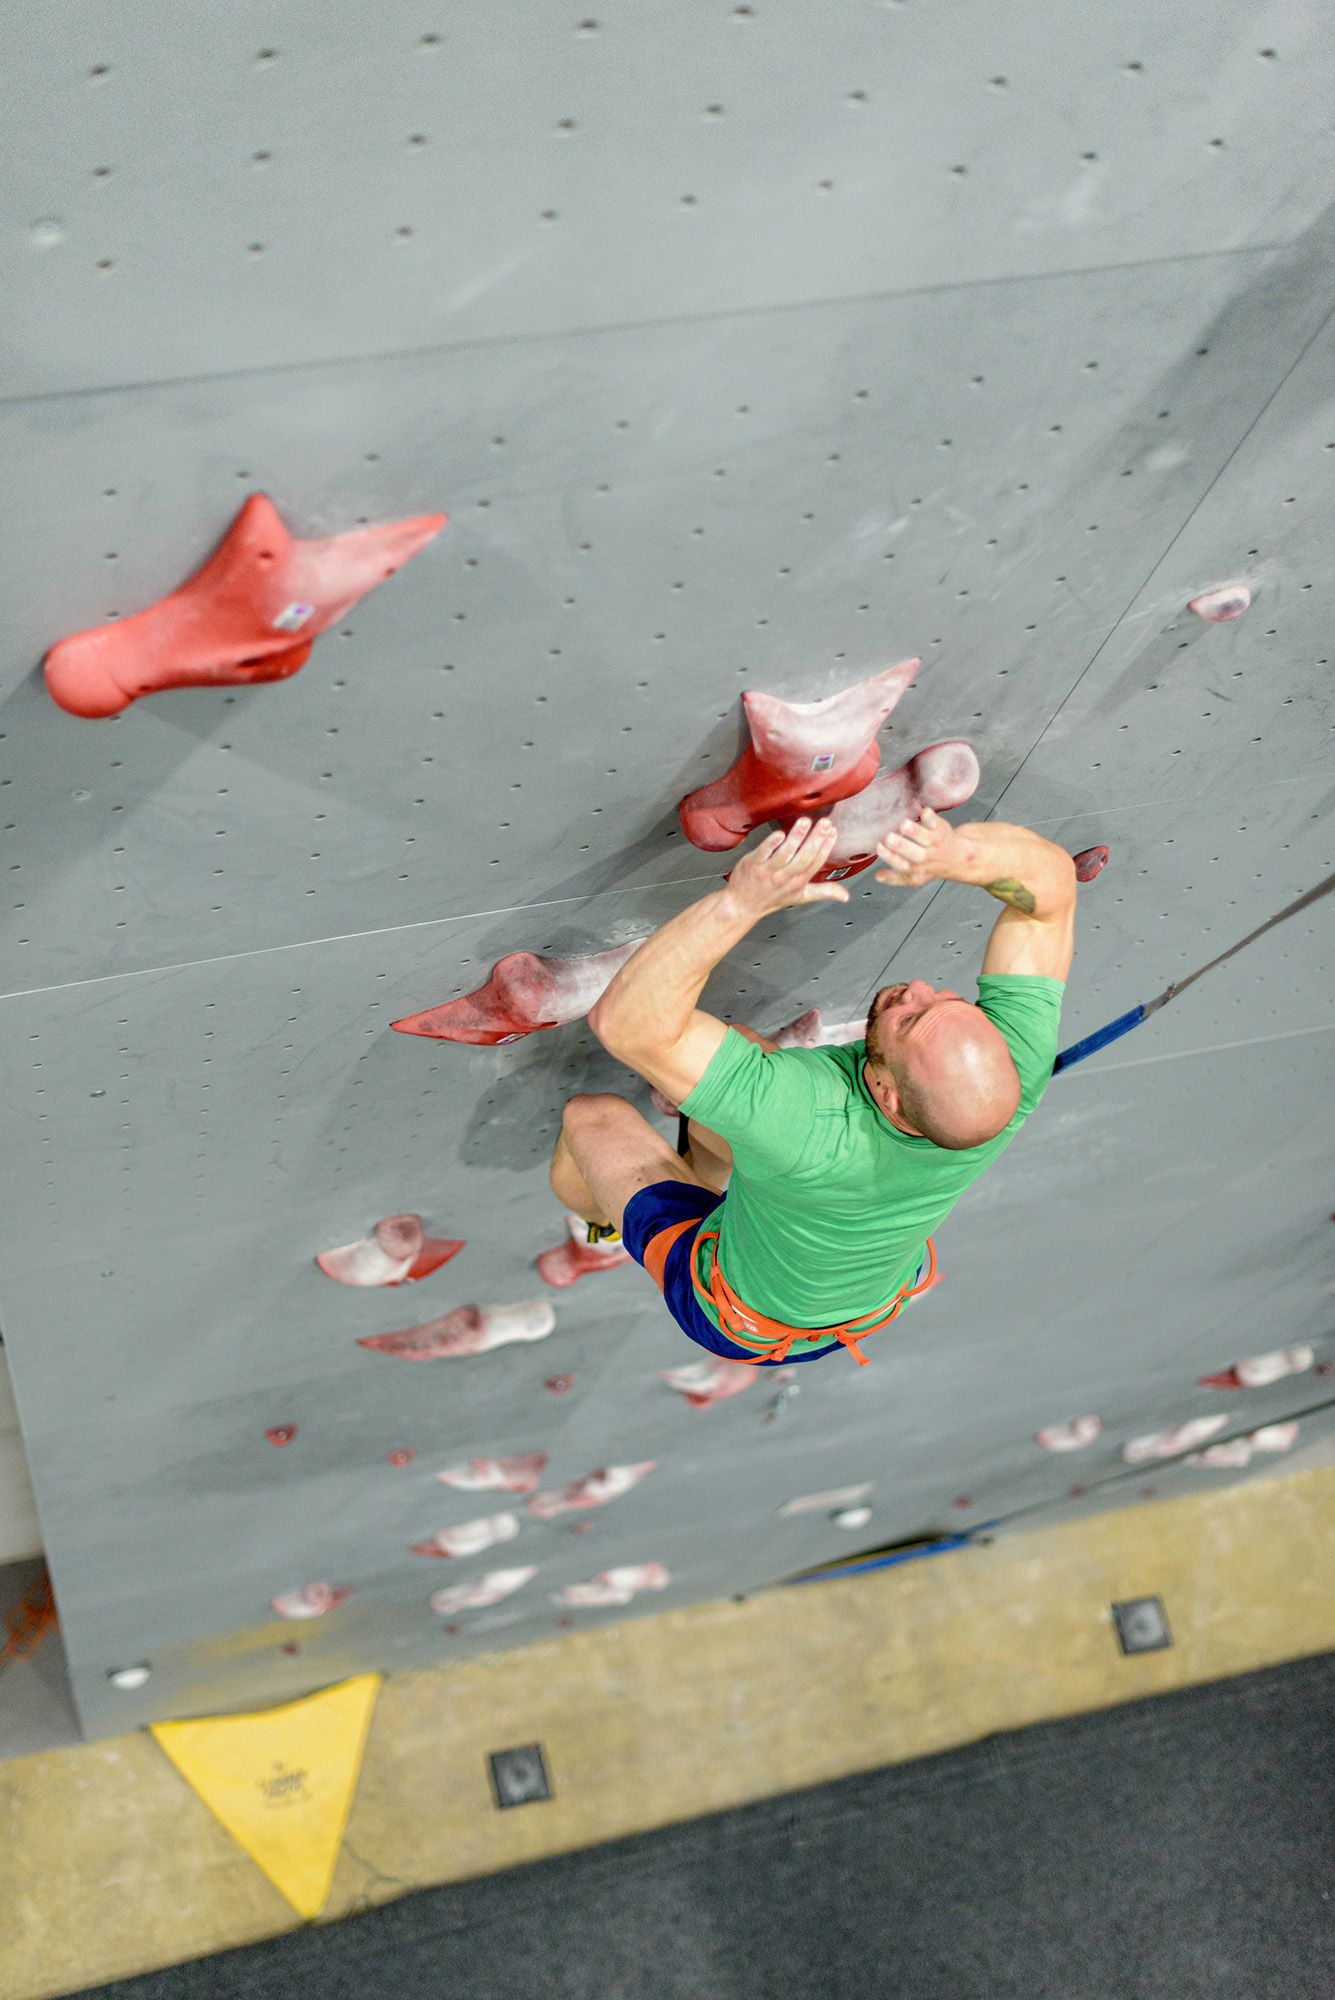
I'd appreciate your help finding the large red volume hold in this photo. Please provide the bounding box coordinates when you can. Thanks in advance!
[393,942,638,1047]
[678,658,921,851]
[43,493,447,718]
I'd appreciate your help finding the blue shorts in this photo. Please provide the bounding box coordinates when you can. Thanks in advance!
[621,1180,845,1365]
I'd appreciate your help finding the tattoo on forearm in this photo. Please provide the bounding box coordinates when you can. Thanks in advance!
[985,877,1037,915]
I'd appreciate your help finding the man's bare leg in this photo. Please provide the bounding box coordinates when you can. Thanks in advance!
[550,1094,706,1237]
[549,1126,612,1227]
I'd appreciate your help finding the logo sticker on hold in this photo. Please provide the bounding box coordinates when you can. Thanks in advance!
[272,601,316,632]
[810,753,836,773]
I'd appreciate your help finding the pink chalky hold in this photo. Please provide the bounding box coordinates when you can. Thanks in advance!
[1073,846,1110,884]
[1188,583,1252,622]
[316,1212,464,1287]
[271,1581,353,1619]
[659,1358,756,1408]
[1035,1415,1103,1452]
[679,659,921,852]
[537,1211,634,1287]
[436,1452,548,1495]
[770,1008,865,1050]
[411,1511,521,1559]
[359,1299,555,1359]
[1198,1345,1314,1390]
[528,1462,657,1520]
[817,742,980,881]
[392,942,639,1047]
[1122,1415,1228,1464]
[430,1566,538,1616]
[552,1563,670,1609]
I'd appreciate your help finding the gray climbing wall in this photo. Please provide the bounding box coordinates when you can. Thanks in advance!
[1,2,1332,1740]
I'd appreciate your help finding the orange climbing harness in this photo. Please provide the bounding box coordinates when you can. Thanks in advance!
[690,1231,938,1368]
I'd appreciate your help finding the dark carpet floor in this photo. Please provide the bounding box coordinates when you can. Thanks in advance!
[75,1651,1335,2000]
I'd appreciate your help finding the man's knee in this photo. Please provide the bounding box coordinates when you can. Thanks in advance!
[561,1092,628,1138]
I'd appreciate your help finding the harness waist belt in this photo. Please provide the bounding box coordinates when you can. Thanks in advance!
[689,1231,937,1367]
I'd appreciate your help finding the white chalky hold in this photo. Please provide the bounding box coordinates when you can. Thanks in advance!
[1250,1421,1300,1454]
[271,1581,352,1619]
[659,1358,755,1408]
[1186,1439,1254,1470]
[436,1452,548,1494]
[779,1483,874,1518]
[528,1462,657,1520]
[1122,1415,1229,1463]
[822,742,981,870]
[1036,1415,1103,1452]
[430,1566,538,1615]
[412,1512,521,1559]
[360,1299,555,1359]
[553,1563,670,1608]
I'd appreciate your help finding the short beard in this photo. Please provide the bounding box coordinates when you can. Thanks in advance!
[864,985,904,1072]
[867,992,887,1072]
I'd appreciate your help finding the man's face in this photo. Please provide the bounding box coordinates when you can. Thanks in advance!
[865,980,977,1065]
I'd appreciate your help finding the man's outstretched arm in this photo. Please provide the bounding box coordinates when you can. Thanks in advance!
[875,808,1076,981]
[588,818,849,1105]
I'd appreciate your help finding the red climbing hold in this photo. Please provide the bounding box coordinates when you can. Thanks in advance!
[315,1214,464,1287]
[537,1212,634,1287]
[816,742,980,880]
[545,1374,575,1395]
[1188,583,1252,623]
[43,493,447,718]
[265,1425,298,1447]
[679,659,921,851]
[387,1447,417,1468]
[393,943,638,1047]
[1073,846,1110,884]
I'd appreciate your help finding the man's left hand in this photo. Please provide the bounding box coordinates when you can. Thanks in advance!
[723,819,851,919]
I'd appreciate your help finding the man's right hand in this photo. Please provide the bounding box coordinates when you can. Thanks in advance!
[876,810,1076,981]
[874,807,973,889]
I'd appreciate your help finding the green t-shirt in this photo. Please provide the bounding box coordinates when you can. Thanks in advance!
[679,974,1065,1353]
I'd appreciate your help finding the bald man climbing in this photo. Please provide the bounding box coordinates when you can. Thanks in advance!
[550,807,1075,1367]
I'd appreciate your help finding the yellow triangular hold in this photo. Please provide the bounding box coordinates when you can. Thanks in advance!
[151,1674,381,1918]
